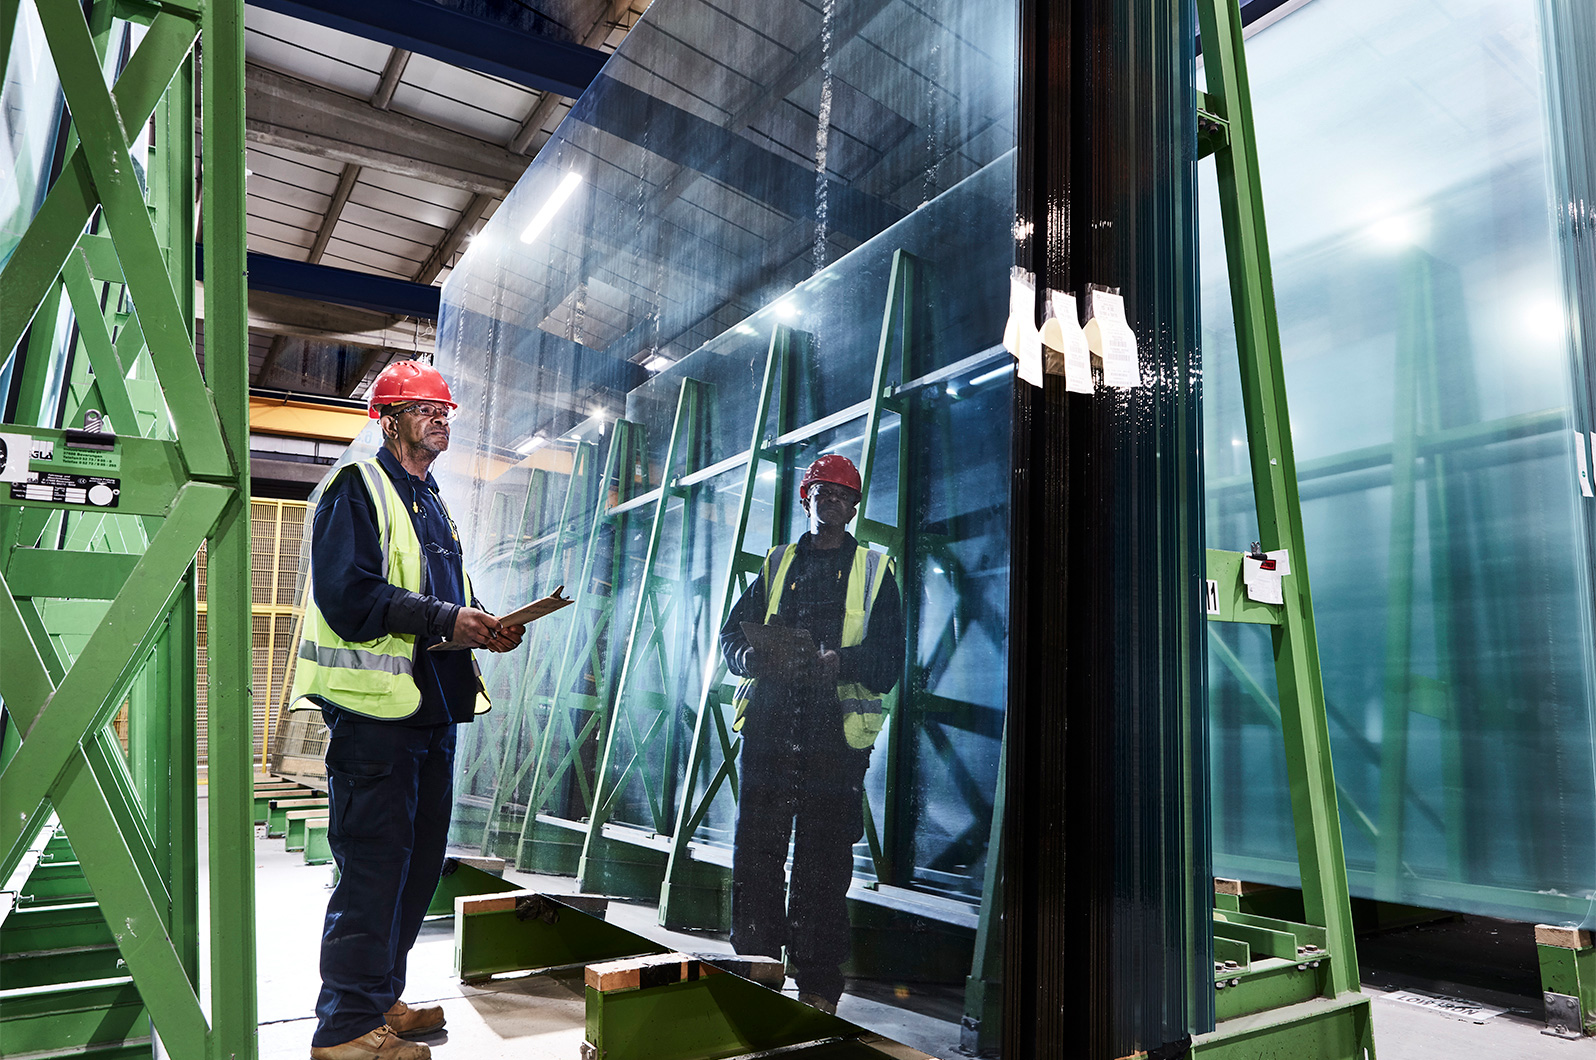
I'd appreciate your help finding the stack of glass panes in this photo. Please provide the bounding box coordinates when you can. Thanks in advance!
[1201,0,1596,931]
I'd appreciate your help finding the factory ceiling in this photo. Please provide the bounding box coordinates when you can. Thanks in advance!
[231,0,647,409]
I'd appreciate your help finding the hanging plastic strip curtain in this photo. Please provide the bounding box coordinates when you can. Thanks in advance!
[1200,0,1596,930]
[430,0,1018,1052]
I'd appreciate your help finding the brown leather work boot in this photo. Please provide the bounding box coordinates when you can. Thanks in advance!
[308,1024,430,1060]
[384,999,446,1036]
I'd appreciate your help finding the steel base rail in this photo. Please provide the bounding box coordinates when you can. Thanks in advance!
[1192,0,1373,1056]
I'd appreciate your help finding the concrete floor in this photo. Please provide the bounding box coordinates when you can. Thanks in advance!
[204,800,1588,1059]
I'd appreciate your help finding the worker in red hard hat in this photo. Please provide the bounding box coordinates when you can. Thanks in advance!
[294,358,522,1060]
[363,359,459,420]
[719,453,904,1015]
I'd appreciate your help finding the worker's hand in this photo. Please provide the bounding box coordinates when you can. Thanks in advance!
[816,648,840,686]
[747,647,800,679]
[452,606,503,649]
[486,623,526,653]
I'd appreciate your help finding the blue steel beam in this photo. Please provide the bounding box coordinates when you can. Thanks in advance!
[197,247,441,319]
[244,0,608,97]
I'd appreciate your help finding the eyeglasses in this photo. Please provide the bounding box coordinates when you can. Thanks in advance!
[397,403,454,422]
[808,484,859,504]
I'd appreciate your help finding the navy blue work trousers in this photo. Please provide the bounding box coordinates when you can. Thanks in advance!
[312,711,456,1047]
[731,686,870,1004]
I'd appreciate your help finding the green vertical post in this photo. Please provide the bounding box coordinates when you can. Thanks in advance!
[852,251,912,885]
[578,378,707,893]
[1196,0,1360,993]
[202,0,258,1052]
[657,326,800,927]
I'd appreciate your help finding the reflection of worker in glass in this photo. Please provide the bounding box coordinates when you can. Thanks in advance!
[720,454,904,1013]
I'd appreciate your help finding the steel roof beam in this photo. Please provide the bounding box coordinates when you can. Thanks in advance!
[244,0,607,97]
[198,244,440,318]
[246,63,526,195]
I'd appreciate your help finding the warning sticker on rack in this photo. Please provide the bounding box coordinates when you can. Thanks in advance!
[9,472,120,508]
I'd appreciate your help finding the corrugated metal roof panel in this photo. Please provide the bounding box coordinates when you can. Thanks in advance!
[347,178,463,232]
[320,242,428,278]
[356,168,476,213]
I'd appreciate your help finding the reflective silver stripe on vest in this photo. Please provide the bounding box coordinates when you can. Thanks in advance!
[850,697,884,714]
[354,461,392,580]
[298,639,412,676]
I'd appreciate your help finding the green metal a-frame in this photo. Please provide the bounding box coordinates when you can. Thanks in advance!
[1189,0,1374,1055]
[0,1,254,1057]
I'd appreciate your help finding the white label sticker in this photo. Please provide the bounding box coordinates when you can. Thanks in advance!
[1577,430,1593,497]
[1266,549,1290,576]
[0,432,33,482]
[1085,289,1142,388]
[1205,579,1221,616]
[1243,555,1284,606]
[1045,291,1095,395]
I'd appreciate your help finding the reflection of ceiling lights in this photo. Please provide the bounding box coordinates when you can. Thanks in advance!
[1364,210,1427,250]
[1524,296,1566,343]
[970,363,1012,387]
[774,299,800,321]
[520,171,583,244]
[644,354,674,373]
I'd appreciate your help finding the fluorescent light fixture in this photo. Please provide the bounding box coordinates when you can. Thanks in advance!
[644,354,674,373]
[514,434,546,455]
[520,171,583,244]
[774,299,800,321]
[970,363,1013,387]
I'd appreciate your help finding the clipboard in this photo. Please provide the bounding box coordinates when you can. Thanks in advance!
[429,585,574,651]
[740,621,817,660]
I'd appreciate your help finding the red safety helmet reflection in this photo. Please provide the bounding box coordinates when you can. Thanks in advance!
[798,454,862,504]
[367,360,458,418]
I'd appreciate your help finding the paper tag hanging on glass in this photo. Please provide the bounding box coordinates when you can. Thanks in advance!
[1243,554,1284,606]
[1003,270,1044,389]
[1577,430,1594,498]
[1083,287,1143,388]
[1041,290,1094,394]
[1589,432,1596,497]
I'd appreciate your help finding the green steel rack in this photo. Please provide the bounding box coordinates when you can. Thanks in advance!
[0,0,254,1057]
[1189,0,1374,1055]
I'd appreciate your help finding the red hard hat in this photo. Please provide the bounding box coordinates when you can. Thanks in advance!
[367,360,457,418]
[798,454,861,503]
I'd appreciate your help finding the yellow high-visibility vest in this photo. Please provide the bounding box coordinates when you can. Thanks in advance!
[290,458,488,719]
[732,542,894,749]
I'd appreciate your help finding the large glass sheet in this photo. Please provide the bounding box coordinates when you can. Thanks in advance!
[0,2,63,271]
[1202,0,1596,927]
[433,0,1017,1048]
[0,2,66,404]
